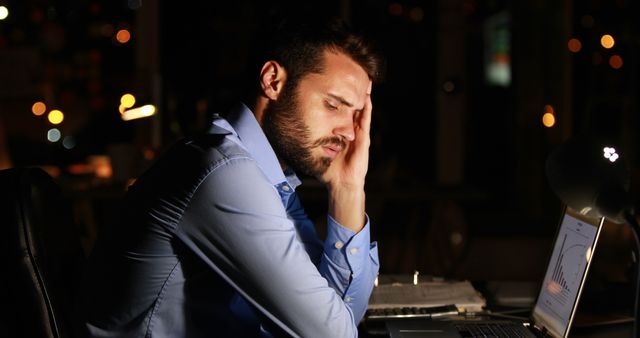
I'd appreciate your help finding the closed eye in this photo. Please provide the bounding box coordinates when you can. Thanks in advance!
[324,100,338,111]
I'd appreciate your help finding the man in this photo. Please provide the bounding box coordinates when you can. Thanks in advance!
[74,12,382,338]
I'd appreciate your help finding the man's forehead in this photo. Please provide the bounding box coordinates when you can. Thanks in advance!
[315,52,369,107]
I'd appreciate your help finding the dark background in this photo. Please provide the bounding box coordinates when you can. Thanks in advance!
[0,0,639,309]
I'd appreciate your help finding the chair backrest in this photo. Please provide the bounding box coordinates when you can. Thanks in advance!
[0,167,85,338]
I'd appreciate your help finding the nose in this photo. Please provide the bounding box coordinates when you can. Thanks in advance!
[333,116,355,142]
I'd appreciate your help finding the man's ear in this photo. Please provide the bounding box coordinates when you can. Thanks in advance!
[259,60,287,100]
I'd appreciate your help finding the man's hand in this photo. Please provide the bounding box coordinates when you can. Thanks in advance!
[321,81,372,233]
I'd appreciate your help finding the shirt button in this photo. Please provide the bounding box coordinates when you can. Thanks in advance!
[345,296,352,303]
[334,241,344,249]
[282,185,290,191]
[349,247,359,255]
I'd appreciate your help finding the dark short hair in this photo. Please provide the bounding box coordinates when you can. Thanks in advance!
[246,9,383,96]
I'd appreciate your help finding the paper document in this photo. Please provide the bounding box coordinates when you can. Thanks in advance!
[368,279,486,312]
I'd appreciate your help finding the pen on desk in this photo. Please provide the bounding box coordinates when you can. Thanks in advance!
[429,305,460,318]
[365,304,460,320]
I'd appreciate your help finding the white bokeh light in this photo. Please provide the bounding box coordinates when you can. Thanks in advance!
[0,6,9,20]
[603,146,619,163]
[47,128,61,142]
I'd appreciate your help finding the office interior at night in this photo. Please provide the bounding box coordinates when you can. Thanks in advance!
[1,0,639,337]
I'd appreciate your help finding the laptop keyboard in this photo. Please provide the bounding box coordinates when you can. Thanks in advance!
[454,322,532,338]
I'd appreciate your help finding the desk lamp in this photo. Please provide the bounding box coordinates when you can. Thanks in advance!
[546,137,639,337]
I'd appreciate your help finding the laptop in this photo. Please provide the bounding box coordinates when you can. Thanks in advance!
[386,206,605,338]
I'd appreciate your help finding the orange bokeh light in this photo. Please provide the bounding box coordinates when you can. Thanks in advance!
[116,29,131,44]
[609,54,623,69]
[567,38,581,53]
[600,34,615,49]
[32,101,46,116]
[542,113,555,128]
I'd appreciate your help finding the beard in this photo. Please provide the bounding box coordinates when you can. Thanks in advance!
[262,83,345,178]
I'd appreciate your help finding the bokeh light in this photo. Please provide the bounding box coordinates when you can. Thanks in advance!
[121,104,156,121]
[542,113,555,128]
[0,6,9,20]
[567,38,581,53]
[603,147,619,163]
[116,29,131,44]
[48,109,64,124]
[32,101,46,116]
[62,136,76,149]
[600,34,615,49]
[542,105,555,128]
[47,128,61,142]
[120,93,136,108]
[609,54,623,69]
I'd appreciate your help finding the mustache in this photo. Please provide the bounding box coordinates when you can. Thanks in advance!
[311,136,346,149]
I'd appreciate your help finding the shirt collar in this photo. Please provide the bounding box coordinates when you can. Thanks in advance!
[224,103,301,189]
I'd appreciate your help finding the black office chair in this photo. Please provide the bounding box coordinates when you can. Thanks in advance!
[0,167,85,338]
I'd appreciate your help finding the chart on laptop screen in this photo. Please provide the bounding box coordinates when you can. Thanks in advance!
[535,211,599,335]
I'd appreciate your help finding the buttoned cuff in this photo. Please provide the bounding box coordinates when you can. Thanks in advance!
[323,214,372,278]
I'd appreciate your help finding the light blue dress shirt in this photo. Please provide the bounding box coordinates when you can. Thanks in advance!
[74,103,379,338]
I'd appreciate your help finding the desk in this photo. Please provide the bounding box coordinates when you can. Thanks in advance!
[359,314,633,338]
[360,280,635,337]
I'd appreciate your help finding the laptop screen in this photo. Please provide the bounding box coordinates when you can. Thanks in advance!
[531,207,604,338]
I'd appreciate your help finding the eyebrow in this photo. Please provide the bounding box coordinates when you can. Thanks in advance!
[327,93,354,108]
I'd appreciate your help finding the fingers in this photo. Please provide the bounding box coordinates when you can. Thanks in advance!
[360,82,373,136]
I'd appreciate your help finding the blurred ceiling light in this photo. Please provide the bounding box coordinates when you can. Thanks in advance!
[120,93,136,108]
[567,38,582,53]
[116,29,131,44]
[48,109,64,124]
[600,34,615,49]
[603,147,619,162]
[542,112,555,128]
[121,104,156,121]
[47,128,61,142]
[32,101,46,116]
[0,6,9,20]
[542,105,555,128]
[609,54,623,69]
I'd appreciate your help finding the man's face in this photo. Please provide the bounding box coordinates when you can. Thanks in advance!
[263,50,370,178]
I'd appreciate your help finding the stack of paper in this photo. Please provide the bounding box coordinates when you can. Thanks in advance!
[368,279,486,313]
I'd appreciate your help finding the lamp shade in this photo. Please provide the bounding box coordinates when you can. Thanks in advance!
[545,137,633,224]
